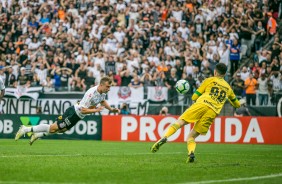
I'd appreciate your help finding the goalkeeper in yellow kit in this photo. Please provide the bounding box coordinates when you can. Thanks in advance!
[150,63,241,163]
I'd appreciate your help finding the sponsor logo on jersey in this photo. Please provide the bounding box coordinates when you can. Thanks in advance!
[204,100,219,111]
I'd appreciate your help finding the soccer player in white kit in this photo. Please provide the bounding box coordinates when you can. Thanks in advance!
[15,76,120,145]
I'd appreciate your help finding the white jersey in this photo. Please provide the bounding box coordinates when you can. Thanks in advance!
[0,77,5,90]
[74,86,106,119]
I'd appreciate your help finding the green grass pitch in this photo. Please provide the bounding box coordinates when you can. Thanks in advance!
[1,139,282,184]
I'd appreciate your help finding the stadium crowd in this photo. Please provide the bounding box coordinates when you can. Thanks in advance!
[0,0,281,105]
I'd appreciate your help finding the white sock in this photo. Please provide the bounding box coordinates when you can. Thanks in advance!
[24,126,32,133]
[28,124,50,133]
[34,132,50,138]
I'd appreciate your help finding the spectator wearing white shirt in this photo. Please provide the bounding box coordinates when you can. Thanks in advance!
[205,5,217,21]
[256,50,270,64]
[28,37,41,51]
[218,22,227,35]
[240,66,250,81]
[164,42,174,56]
[91,28,102,40]
[44,33,54,47]
[189,37,201,49]
[67,3,79,17]
[67,24,78,37]
[147,52,160,66]
[114,27,126,43]
[2,0,12,9]
[177,21,190,40]
[164,55,175,67]
[126,55,139,74]
[73,16,84,29]
[62,19,71,30]
[99,38,111,53]
[194,9,204,23]
[163,23,173,37]
[76,51,88,64]
[20,1,31,15]
[257,73,269,105]
[150,31,161,42]
[218,44,230,69]
[184,59,196,77]
[194,18,204,35]
[206,47,214,60]
[107,34,118,52]
[116,0,126,11]
[171,6,183,23]
[128,7,139,24]
[271,73,281,93]
[215,1,225,16]
[83,36,93,54]
[32,61,50,85]
[116,43,125,56]
[93,52,105,71]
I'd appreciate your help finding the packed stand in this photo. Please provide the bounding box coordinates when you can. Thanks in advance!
[0,0,281,105]
[231,0,282,106]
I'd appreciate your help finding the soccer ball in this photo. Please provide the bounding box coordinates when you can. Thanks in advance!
[175,80,190,94]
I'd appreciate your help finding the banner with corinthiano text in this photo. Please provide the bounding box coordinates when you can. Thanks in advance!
[102,116,282,144]
[0,114,102,140]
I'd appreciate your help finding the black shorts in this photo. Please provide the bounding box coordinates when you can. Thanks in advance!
[56,106,82,130]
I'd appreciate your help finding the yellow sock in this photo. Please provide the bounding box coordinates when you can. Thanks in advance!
[164,123,180,138]
[187,137,196,155]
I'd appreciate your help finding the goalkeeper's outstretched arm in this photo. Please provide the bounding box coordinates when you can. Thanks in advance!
[191,91,201,101]
[228,97,241,108]
[227,89,241,108]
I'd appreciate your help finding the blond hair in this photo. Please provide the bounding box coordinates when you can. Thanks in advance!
[100,76,113,85]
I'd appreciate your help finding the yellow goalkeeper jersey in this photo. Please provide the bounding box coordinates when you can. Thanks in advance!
[193,76,239,114]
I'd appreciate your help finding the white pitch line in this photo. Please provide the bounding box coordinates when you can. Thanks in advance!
[1,152,281,158]
[0,155,66,158]
[0,181,86,184]
[181,173,282,184]
[1,174,282,184]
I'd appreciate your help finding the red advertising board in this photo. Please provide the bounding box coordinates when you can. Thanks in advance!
[102,116,282,144]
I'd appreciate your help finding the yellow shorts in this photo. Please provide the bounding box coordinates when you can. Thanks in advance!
[179,103,217,135]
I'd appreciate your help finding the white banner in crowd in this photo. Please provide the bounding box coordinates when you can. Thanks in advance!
[107,86,145,105]
[5,87,42,100]
[147,86,168,102]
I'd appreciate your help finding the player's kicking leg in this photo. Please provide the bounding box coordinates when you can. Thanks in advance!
[150,137,167,153]
[150,120,186,153]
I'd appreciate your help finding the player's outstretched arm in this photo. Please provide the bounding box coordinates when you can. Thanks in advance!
[100,100,120,113]
[227,90,240,108]
[80,106,104,114]
[228,98,240,108]
[191,91,201,101]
